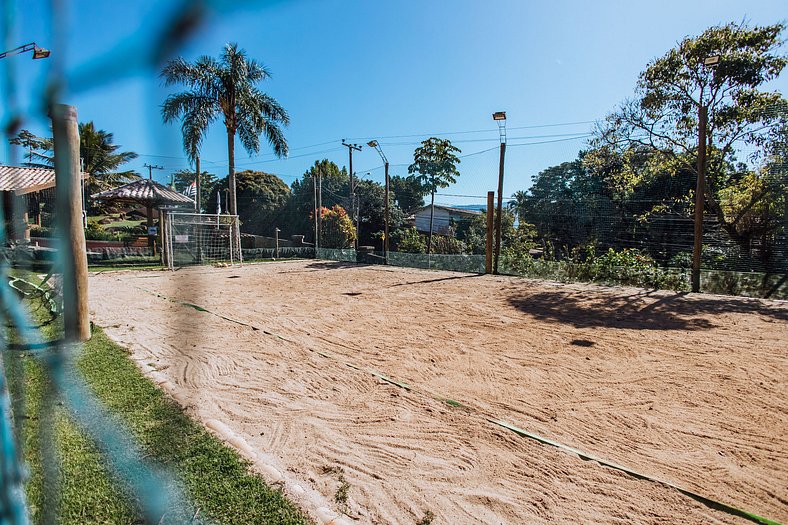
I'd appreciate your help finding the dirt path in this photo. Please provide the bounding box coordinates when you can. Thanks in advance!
[89,261,788,524]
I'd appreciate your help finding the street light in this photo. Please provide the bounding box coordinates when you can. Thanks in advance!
[0,42,51,60]
[367,140,390,264]
[691,55,721,293]
[492,111,507,274]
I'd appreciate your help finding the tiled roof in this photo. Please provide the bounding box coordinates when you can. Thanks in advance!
[0,165,86,195]
[92,179,194,206]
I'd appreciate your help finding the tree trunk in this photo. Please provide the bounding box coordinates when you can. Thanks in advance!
[427,189,435,254]
[227,128,237,216]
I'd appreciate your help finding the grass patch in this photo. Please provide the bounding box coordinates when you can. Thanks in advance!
[6,272,311,524]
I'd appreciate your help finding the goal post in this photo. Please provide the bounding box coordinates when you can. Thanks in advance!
[163,212,242,270]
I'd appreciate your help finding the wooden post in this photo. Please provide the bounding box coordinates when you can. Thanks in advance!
[52,104,90,342]
[486,191,494,273]
[147,205,156,255]
[692,105,707,293]
[493,142,506,274]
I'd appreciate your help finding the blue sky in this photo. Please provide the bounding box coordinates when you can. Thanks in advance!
[2,0,786,207]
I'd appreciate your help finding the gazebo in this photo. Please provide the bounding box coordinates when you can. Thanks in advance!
[0,165,88,240]
[91,178,194,254]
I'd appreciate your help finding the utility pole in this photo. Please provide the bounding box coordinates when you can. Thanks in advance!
[342,140,362,249]
[692,105,707,293]
[384,161,390,263]
[143,163,163,180]
[143,163,163,254]
[195,156,201,213]
[318,172,323,250]
[313,173,319,250]
[492,112,507,274]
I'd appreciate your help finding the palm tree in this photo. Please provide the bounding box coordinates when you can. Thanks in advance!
[161,43,289,216]
[79,122,139,197]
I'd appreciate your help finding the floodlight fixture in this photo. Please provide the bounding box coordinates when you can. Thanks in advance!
[704,55,721,67]
[492,111,506,121]
[0,42,51,60]
[32,45,50,59]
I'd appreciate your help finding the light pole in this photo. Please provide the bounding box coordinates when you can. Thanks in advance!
[493,111,507,274]
[367,140,389,264]
[692,55,720,293]
[2,42,51,241]
[0,42,51,60]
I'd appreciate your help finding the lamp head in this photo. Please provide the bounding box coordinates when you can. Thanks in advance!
[492,111,506,121]
[704,55,720,67]
[32,46,50,59]
[367,140,378,148]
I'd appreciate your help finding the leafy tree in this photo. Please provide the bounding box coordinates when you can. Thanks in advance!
[354,179,404,246]
[594,22,787,255]
[392,227,426,253]
[285,159,403,246]
[8,130,52,167]
[161,43,290,216]
[285,160,349,241]
[316,205,356,248]
[211,170,290,235]
[173,169,218,212]
[390,174,427,213]
[407,137,461,253]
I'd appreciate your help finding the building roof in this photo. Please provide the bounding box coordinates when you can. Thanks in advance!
[92,179,194,207]
[413,205,483,217]
[0,165,87,195]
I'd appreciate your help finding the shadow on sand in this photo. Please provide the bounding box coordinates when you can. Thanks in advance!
[506,289,788,331]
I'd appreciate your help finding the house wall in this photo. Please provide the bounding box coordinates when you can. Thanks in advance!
[415,207,451,234]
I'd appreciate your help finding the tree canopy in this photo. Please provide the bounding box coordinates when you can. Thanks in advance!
[161,43,289,215]
[593,22,787,252]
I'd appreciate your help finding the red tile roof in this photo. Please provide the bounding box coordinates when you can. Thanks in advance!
[0,165,86,195]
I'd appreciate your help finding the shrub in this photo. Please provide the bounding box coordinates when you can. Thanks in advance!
[392,227,426,253]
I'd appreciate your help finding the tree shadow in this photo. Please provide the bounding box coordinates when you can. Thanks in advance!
[506,289,788,331]
[280,260,365,273]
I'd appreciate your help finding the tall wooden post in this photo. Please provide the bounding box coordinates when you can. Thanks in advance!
[493,142,507,274]
[692,105,707,293]
[52,104,90,342]
[486,191,494,273]
[384,161,390,264]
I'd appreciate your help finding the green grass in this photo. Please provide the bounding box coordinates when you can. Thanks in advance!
[6,273,311,524]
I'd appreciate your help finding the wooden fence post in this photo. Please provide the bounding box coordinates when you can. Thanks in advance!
[52,104,90,341]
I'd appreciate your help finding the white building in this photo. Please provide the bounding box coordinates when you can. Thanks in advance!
[412,205,483,235]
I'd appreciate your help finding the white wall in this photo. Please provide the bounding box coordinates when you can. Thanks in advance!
[415,207,451,234]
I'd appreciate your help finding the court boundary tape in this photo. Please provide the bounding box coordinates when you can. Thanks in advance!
[128,283,782,525]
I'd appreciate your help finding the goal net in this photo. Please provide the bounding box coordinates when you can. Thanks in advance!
[163,212,242,270]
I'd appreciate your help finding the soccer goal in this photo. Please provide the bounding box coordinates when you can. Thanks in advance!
[163,212,242,270]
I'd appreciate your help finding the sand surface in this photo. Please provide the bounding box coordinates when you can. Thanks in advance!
[88,260,787,524]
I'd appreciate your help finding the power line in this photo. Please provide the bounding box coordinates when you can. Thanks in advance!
[342,119,597,141]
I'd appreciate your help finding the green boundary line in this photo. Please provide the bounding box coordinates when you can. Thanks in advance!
[129,284,783,525]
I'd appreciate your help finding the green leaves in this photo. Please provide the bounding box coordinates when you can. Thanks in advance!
[161,43,289,164]
[407,137,462,193]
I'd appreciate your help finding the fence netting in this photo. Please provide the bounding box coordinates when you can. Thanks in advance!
[1,1,786,523]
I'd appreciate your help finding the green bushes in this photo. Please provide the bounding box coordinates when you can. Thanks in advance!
[500,246,690,291]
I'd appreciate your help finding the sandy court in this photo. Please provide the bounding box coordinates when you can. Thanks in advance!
[88,260,787,524]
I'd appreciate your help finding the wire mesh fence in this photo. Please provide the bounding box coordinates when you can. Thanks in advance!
[0,1,786,523]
